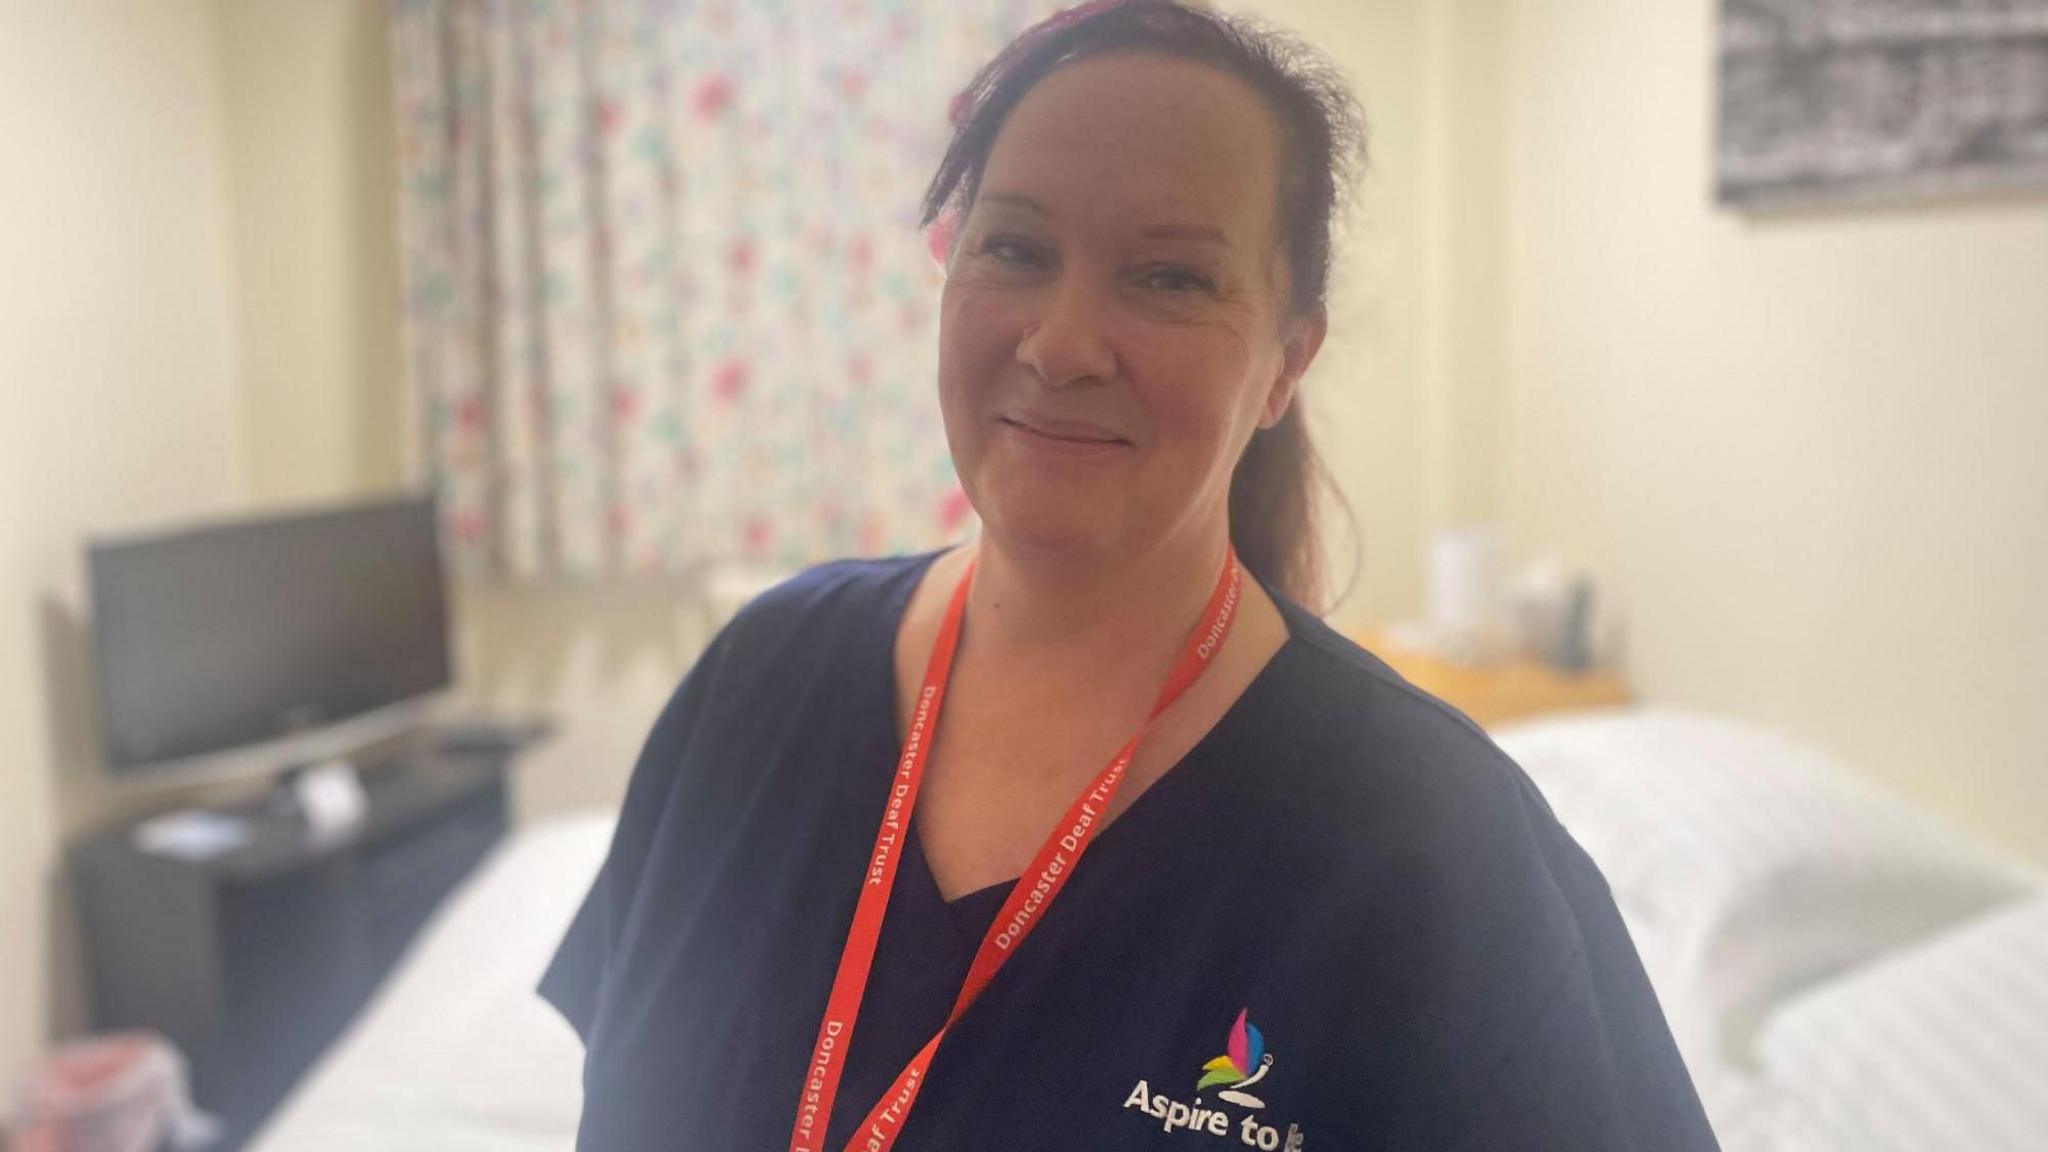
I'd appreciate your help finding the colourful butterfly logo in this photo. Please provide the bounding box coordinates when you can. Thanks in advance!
[1196,1008,1274,1109]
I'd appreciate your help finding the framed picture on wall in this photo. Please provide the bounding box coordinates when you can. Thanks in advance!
[1716,1,2048,208]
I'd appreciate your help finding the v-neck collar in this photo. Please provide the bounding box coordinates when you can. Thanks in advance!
[901,810,1015,952]
[863,548,1304,952]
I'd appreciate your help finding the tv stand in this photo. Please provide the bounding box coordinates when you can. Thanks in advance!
[70,743,519,1149]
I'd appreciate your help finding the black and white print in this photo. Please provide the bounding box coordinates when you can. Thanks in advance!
[1718,1,2048,206]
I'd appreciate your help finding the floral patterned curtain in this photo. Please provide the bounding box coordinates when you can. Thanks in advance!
[390,0,1053,581]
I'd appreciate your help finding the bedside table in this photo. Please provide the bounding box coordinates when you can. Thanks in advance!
[70,752,514,1148]
[1353,629,1631,731]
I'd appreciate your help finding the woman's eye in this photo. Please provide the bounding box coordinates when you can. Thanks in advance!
[1140,266,1215,294]
[979,236,1042,265]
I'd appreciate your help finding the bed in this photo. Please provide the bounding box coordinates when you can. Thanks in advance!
[244,708,2048,1152]
[240,813,604,1151]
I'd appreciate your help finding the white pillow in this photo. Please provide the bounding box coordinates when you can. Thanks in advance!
[1493,708,2036,1073]
[1755,893,2048,1152]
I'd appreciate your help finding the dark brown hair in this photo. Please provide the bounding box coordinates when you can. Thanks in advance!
[922,0,1364,610]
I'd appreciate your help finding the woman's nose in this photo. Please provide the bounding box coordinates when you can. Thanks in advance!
[1014,273,1117,389]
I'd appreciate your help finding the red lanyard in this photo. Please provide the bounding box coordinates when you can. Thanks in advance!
[785,546,1244,1152]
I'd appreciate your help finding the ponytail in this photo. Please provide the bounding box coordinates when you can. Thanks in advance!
[1229,397,1340,612]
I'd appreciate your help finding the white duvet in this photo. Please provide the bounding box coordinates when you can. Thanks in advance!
[246,814,610,1152]
[1493,708,2044,1152]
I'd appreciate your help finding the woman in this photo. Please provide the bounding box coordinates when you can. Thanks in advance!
[542,3,1719,1149]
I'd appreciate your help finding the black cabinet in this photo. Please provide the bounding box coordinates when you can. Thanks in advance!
[70,751,514,1148]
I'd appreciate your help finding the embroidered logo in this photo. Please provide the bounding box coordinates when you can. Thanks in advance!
[1121,1008,1305,1148]
[1196,1008,1274,1109]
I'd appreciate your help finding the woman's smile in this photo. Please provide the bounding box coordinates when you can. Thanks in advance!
[996,410,1134,458]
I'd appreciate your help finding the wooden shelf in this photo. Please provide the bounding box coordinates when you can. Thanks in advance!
[1353,630,1631,732]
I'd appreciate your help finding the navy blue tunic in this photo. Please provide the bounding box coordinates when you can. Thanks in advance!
[540,552,1719,1150]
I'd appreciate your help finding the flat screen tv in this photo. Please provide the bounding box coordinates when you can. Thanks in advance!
[88,493,453,779]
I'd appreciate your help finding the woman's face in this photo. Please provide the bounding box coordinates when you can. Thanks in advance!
[938,52,1325,564]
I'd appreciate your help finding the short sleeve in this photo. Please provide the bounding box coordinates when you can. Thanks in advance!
[538,627,732,1045]
[1439,843,1721,1152]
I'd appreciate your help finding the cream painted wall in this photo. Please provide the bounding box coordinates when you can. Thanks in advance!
[0,0,249,1086]
[1240,0,1434,627]
[218,0,407,505]
[1498,0,2048,859]
[1418,0,1508,530]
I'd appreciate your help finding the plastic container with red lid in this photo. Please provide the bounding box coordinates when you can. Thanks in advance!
[8,1033,218,1152]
